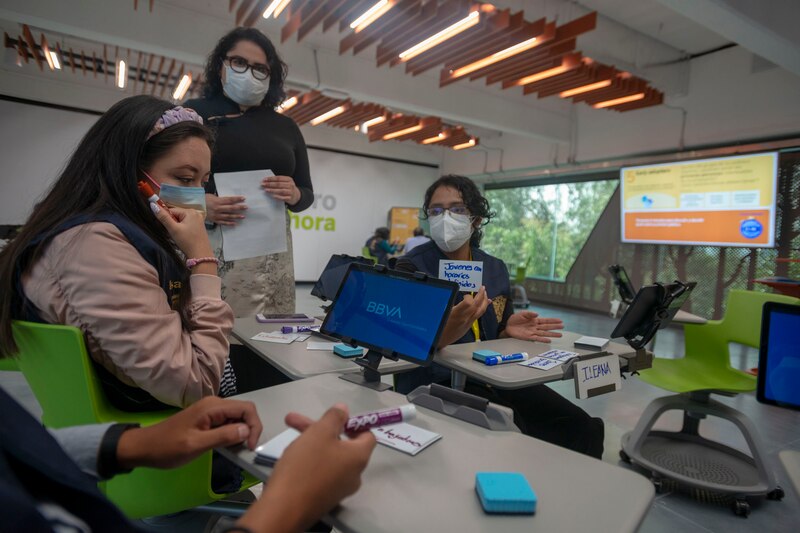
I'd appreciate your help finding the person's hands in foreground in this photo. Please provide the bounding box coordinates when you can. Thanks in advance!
[236,404,376,533]
[116,396,262,470]
[503,310,564,343]
[437,286,491,348]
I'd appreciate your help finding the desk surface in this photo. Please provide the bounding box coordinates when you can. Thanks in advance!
[232,317,415,380]
[435,331,638,389]
[220,374,654,533]
[779,450,800,496]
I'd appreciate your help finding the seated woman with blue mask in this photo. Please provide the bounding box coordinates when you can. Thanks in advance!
[394,175,604,458]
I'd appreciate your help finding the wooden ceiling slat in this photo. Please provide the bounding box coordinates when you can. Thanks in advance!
[243,0,272,28]
[324,0,363,32]
[282,1,327,42]
[22,25,42,71]
[340,0,418,55]
[229,0,239,13]
[102,45,108,82]
[133,52,142,92]
[80,49,88,76]
[160,58,175,97]
[482,37,574,85]
[374,0,463,67]
[91,51,98,78]
[151,56,165,95]
[68,47,76,73]
[235,0,256,26]
[143,53,155,93]
[298,0,348,40]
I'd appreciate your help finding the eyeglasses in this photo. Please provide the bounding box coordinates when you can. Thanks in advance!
[425,205,470,217]
[225,55,270,81]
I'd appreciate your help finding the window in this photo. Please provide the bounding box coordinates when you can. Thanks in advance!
[483,180,618,281]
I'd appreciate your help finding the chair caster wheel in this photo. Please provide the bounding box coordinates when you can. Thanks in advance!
[767,486,784,501]
[619,449,631,463]
[732,499,750,517]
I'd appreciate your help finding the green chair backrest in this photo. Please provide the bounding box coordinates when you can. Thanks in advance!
[683,289,800,369]
[362,245,377,263]
[11,320,243,518]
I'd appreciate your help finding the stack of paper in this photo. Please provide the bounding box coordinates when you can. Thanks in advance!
[250,332,299,344]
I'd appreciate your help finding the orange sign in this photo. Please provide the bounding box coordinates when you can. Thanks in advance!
[624,209,771,245]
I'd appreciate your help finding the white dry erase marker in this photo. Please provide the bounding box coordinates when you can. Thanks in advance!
[484,352,528,366]
[344,404,416,435]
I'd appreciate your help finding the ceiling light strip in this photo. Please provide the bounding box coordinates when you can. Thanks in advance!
[452,138,476,150]
[172,73,192,100]
[263,0,291,19]
[559,79,612,98]
[399,11,480,62]
[351,0,395,33]
[309,105,347,126]
[383,123,423,140]
[593,92,645,109]
[421,133,446,144]
[450,37,539,79]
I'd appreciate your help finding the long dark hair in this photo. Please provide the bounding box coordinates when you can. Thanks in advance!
[0,95,214,357]
[202,27,288,109]
[422,175,495,248]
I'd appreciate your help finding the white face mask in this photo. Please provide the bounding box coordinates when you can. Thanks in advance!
[222,65,269,106]
[429,211,473,252]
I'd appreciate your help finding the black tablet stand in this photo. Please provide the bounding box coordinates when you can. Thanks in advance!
[339,349,398,392]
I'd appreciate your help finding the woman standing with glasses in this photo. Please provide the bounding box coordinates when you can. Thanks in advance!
[185,27,313,391]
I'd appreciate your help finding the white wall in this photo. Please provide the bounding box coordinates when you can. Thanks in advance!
[0,99,98,224]
[291,149,437,281]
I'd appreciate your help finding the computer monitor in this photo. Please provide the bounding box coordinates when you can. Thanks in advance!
[311,254,375,302]
[321,263,458,369]
[757,302,800,411]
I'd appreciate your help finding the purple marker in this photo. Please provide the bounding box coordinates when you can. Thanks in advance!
[345,404,416,435]
[484,352,528,366]
[281,325,320,334]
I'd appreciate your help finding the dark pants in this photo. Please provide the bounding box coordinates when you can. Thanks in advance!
[395,364,604,459]
[228,344,293,393]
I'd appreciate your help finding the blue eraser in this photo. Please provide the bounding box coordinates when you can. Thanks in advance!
[472,349,502,362]
[475,472,537,514]
[333,344,364,358]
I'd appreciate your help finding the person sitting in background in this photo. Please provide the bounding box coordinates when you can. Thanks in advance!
[394,175,604,458]
[0,388,376,533]
[365,227,399,266]
[404,227,430,253]
[0,95,235,410]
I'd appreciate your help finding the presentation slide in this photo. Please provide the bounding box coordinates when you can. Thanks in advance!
[620,152,778,247]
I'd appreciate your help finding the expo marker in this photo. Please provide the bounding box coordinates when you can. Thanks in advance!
[281,325,320,334]
[484,352,528,366]
[345,404,416,435]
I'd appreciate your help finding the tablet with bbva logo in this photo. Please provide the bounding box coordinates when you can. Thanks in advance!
[321,263,458,366]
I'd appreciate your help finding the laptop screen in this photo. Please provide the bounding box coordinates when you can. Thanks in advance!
[321,264,457,365]
[757,302,800,410]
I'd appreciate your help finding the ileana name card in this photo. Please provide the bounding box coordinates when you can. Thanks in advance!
[372,423,442,456]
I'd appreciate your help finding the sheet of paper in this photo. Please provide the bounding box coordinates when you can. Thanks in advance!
[519,356,561,370]
[306,341,338,351]
[214,169,287,261]
[371,422,442,456]
[254,428,300,465]
[538,349,579,362]
[438,260,483,292]
[251,332,299,344]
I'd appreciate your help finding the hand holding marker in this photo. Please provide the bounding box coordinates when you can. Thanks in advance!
[345,405,416,436]
[138,181,179,222]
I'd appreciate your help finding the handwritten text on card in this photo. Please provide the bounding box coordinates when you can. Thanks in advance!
[438,260,484,292]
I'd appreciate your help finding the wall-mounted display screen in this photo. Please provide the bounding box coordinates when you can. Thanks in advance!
[620,152,778,247]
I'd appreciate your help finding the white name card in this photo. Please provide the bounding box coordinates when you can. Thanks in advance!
[439,260,483,292]
[574,354,622,399]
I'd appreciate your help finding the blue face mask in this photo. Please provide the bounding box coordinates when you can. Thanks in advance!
[158,183,207,215]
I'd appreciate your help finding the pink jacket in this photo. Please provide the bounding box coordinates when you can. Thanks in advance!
[22,222,233,407]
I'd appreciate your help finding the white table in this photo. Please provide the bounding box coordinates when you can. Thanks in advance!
[219,374,655,533]
[435,331,645,390]
[231,317,415,380]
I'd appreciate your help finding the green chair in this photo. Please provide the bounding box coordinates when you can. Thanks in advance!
[12,320,257,518]
[620,290,798,516]
[362,245,378,264]
[0,357,18,371]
